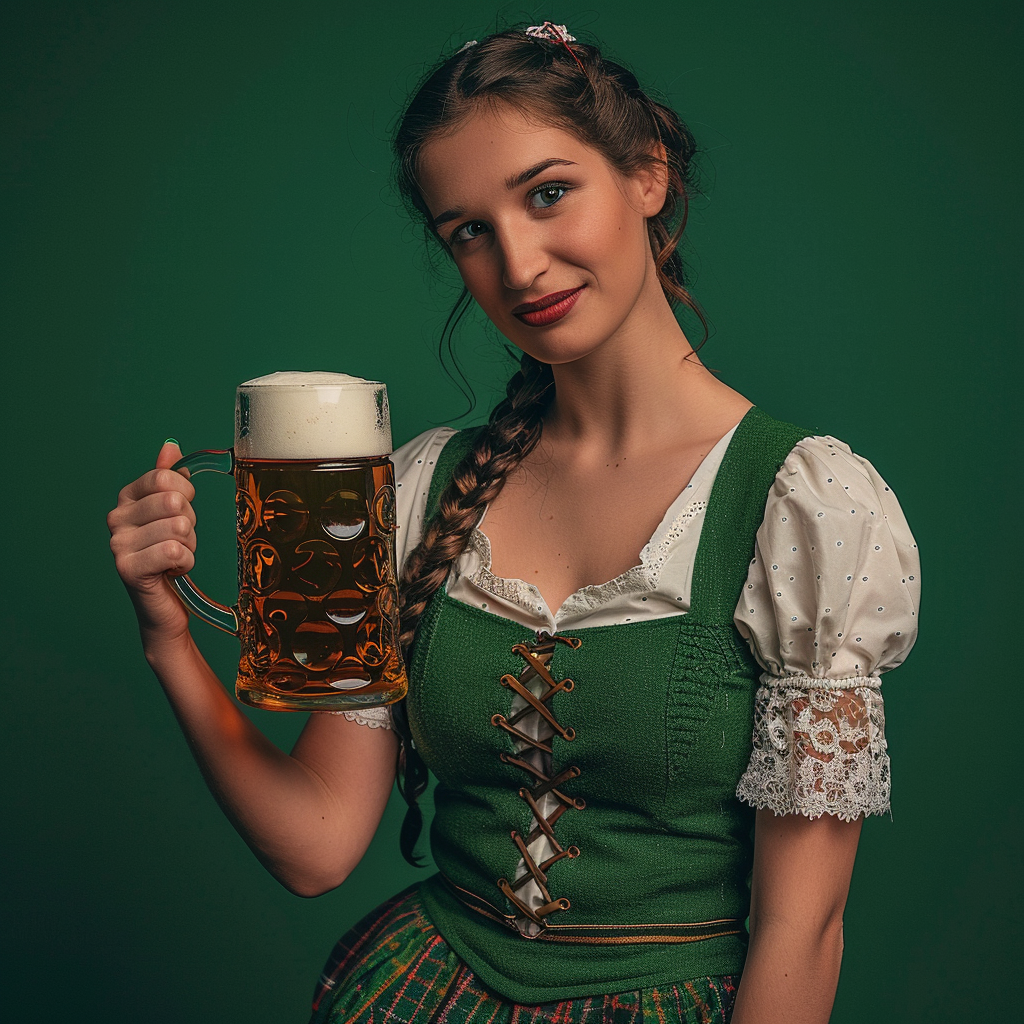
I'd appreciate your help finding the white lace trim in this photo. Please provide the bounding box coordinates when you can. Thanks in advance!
[759,672,883,691]
[466,530,550,609]
[735,680,889,821]
[464,499,708,618]
[329,706,393,730]
[636,499,707,581]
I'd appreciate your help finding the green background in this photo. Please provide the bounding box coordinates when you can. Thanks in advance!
[3,1,1020,1020]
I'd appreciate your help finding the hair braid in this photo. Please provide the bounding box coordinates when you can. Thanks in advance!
[393,352,554,865]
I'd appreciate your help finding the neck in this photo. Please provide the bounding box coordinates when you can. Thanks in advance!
[542,283,734,457]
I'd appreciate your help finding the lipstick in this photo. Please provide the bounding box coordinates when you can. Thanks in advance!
[512,286,585,327]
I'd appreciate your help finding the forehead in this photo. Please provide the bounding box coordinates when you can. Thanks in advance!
[416,103,606,212]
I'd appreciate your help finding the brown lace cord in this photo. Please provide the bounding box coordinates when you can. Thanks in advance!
[492,632,583,930]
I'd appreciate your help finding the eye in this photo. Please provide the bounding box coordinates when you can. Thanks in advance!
[451,220,489,244]
[529,184,569,209]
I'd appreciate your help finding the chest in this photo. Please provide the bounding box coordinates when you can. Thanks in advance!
[482,442,715,612]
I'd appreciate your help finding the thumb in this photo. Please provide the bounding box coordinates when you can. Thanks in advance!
[155,437,183,471]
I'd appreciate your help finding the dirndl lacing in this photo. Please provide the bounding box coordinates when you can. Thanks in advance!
[489,631,583,936]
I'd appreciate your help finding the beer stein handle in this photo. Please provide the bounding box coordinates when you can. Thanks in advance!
[168,448,239,635]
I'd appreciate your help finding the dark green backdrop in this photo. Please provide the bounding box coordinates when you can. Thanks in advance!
[3,2,1020,1021]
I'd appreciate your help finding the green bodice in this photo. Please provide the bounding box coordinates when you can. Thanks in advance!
[405,408,809,1001]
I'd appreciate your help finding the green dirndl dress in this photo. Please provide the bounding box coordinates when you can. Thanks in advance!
[311,409,817,1023]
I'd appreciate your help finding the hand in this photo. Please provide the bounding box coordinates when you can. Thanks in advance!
[107,440,197,650]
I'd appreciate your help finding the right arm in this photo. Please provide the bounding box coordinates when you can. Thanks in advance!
[107,441,397,897]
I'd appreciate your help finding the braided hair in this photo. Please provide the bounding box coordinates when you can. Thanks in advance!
[391,27,704,865]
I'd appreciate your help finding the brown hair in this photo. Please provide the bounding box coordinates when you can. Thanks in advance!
[392,28,703,864]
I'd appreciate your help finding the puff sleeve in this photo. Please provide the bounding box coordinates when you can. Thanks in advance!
[733,436,920,820]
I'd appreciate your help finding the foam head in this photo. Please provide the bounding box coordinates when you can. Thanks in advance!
[234,371,392,460]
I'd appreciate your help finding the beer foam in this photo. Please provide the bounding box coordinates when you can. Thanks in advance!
[235,371,392,459]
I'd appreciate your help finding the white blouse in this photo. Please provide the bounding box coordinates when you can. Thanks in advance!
[343,422,921,825]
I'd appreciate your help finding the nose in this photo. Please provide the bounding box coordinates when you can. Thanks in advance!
[496,226,548,292]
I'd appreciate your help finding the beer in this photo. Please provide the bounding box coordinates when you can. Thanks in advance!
[172,371,408,712]
[234,456,405,711]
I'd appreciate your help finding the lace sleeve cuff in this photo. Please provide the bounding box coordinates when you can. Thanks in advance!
[736,675,889,821]
[329,705,394,730]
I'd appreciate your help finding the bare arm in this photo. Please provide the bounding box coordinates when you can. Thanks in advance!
[730,809,863,1024]
[108,442,396,897]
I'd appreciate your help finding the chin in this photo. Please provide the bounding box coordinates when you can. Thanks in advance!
[504,333,605,367]
[504,317,627,368]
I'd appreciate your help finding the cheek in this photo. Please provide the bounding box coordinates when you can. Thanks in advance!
[565,207,649,281]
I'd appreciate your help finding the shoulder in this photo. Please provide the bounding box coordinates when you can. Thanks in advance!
[713,404,906,521]
[764,433,913,530]
[781,434,883,483]
[391,427,456,573]
[391,426,457,482]
[705,408,816,527]
[391,425,489,570]
[754,430,920,592]
[722,406,816,473]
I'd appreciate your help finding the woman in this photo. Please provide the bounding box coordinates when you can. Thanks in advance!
[107,24,919,1023]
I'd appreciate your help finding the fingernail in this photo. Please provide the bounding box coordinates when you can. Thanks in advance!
[163,437,179,447]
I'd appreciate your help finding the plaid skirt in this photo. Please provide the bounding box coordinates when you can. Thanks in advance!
[310,887,739,1023]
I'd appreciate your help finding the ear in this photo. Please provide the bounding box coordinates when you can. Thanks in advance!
[635,141,670,218]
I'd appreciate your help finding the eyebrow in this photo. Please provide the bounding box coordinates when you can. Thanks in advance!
[430,158,578,231]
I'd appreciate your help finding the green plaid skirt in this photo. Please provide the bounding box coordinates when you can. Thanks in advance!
[310,887,739,1023]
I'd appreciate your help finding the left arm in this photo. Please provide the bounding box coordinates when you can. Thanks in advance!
[731,810,862,1024]
[728,433,920,1021]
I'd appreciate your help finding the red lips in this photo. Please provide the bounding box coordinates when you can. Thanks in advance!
[512,286,585,327]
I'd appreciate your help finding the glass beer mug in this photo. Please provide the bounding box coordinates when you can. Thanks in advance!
[171,372,408,712]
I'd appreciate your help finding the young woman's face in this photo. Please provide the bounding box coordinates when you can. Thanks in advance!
[416,103,667,366]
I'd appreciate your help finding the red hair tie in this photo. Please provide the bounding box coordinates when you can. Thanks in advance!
[525,22,586,74]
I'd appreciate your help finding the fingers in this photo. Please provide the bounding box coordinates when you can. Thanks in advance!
[113,535,196,584]
[108,439,199,589]
[109,497,197,572]
[112,513,196,559]
[108,440,198,639]
[112,487,197,531]
[116,464,196,508]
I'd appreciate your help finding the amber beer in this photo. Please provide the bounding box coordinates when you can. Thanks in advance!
[171,372,408,712]
[234,455,405,709]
